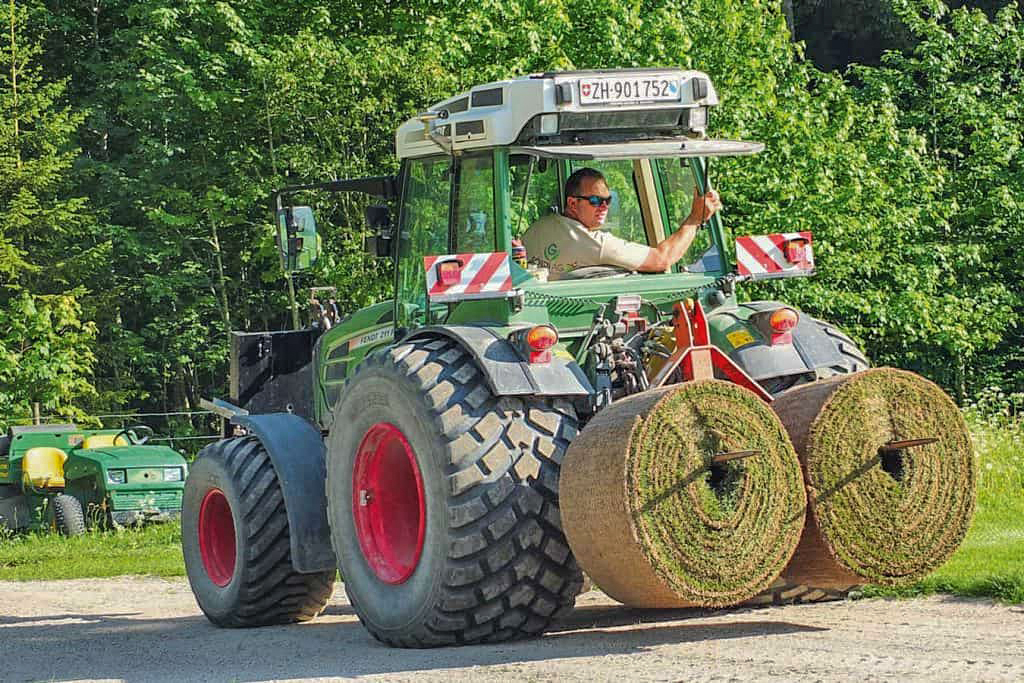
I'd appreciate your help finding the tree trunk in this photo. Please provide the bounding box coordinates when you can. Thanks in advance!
[286,272,300,330]
[782,0,796,40]
[8,0,19,170]
[207,216,233,343]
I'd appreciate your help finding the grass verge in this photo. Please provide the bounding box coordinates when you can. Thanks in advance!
[0,522,184,580]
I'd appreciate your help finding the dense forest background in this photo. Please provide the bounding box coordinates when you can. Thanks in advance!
[1,0,1021,431]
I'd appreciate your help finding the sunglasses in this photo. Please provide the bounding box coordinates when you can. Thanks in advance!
[571,194,612,207]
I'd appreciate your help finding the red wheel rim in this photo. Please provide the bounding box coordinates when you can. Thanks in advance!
[198,489,236,587]
[353,423,426,585]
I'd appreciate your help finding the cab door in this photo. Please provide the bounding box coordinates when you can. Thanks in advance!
[394,155,452,331]
[394,152,497,331]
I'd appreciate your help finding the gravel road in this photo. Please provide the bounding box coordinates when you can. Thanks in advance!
[2,577,1021,682]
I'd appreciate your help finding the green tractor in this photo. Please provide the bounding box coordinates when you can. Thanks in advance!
[0,424,189,535]
[182,68,870,645]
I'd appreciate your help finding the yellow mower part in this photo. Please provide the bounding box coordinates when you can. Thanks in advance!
[81,434,128,449]
[22,447,68,489]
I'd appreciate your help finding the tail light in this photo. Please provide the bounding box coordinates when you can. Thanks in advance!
[751,307,799,346]
[767,307,798,345]
[784,238,810,265]
[511,325,558,364]
[436,259,463,286]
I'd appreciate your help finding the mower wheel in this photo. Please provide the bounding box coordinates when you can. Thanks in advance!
[761,318,869,395]
[50,494,86,536]
[182,437,335,627]
[327,338,584,647]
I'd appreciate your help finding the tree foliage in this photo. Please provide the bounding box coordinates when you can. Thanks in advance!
[1,1,99,421]
[0,0,1021,424]
[0,292,97,421]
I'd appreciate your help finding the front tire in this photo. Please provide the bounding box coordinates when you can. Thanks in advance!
[182,437,335,627]
[50,494,86,536]
[327,338,584,647]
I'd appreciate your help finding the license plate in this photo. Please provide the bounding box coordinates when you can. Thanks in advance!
[578,77,680,105]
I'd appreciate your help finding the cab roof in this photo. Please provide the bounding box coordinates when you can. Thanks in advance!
[511,138,764,160]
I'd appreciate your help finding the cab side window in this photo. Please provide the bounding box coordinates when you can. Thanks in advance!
[509,155,561,237]
[453,154,495,252]
[396,157,451,326]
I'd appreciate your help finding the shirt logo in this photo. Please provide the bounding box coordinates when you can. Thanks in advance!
[544,243,559,260]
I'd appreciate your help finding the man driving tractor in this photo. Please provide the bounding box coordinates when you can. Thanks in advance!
[522,167,722,279]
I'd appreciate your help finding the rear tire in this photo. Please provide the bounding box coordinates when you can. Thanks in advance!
[50,494,86,536]
[815,318,869,372]
[182,437,335,627]
[327,338,584,647]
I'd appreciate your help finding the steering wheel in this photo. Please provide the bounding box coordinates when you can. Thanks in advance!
[113,425,155,445]
[562,265,634,280]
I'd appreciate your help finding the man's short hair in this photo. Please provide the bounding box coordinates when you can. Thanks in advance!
[565,167,606,204]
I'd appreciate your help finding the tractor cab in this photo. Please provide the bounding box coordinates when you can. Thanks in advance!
[272,69,768,320]
[386,68,765,329]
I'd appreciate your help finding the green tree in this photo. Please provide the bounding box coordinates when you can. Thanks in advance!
[28,0,1024,412]
[860,0,1023,397]
[0,0,99,422]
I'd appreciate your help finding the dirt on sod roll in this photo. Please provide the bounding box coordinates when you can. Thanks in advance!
[771,368,976,591]
[559,380,806,608]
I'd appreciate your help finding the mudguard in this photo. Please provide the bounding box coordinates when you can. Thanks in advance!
[406,325,593,397]
[709,301,855,380]
[230,413,335,573]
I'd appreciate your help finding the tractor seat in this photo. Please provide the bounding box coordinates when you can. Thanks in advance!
[82,434,128,449]
[22,447,68,489]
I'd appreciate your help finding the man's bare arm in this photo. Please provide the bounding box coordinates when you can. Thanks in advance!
[638,189,722,272]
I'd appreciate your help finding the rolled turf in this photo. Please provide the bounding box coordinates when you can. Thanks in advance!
[559,380,806,607]
[771,368,976,590]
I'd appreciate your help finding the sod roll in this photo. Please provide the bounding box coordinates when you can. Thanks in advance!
[560,380,806,608]
[772,368,976,590]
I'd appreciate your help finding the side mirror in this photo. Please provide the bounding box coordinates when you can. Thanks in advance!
[276,206,320,272]
[363,205,393,258]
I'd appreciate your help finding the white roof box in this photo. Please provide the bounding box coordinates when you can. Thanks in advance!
[397,69,721,159]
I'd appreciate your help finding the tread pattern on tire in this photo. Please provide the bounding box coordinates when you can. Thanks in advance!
[814,318,869,373]
[51,493,86,535]
[743,579,856,606]
[340,338,584,647]
[196,437,334,627]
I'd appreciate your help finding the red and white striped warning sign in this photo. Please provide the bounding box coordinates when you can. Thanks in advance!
[423,252,515,303]
[735,232,815,279]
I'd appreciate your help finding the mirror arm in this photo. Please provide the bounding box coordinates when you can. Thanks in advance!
[271,175,399,205]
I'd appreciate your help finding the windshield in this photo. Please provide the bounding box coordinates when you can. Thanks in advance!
[510,155,724,277]
[509,155,561,238]
[568,160,647,244]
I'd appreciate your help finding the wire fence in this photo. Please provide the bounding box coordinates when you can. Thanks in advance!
[4,410,215,424]
[1,409,224,457]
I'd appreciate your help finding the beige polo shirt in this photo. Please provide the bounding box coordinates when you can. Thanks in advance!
[521,213,650,279]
